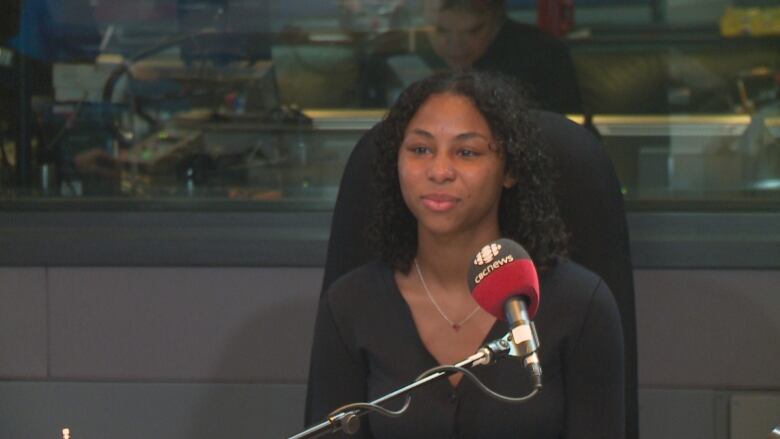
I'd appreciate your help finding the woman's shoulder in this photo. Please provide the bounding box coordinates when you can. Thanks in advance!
[321,260,400,332]
[324,259,394,304]
[545,258,604,289]
[538,258,622,344]
[541,257,616,314]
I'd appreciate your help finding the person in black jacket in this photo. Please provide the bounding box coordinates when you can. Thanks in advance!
[361,0,583,114]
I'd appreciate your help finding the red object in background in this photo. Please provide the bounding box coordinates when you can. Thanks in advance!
[537,0,575,37]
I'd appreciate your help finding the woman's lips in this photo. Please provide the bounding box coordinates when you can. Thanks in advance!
[421,194,459,212]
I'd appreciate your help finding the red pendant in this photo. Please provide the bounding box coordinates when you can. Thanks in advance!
[452,324,461,331]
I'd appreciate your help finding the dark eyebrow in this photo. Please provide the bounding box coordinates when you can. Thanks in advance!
[405,129,490,142]
[455,132,490,142]
[406,128,434,139]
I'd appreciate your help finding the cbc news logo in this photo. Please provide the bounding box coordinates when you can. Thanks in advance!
[474,243,502,266]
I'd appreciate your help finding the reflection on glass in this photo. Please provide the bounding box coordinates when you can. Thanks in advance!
[0,0,777,210]
[598,115,780,206]
[360,0,583,113]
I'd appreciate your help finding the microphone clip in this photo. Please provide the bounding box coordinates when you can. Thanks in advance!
[483,327,543,390]
[475,330,533,366]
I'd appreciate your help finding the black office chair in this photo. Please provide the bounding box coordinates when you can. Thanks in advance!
[321,111,638,439]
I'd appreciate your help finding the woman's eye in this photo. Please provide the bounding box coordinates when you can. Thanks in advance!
[411,145,430,154]
[458,148,479,157]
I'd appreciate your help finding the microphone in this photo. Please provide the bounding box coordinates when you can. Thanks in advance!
[468,238,543,389]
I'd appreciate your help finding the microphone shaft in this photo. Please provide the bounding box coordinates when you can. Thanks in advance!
[504,297,538,355]
[504,296,543,389]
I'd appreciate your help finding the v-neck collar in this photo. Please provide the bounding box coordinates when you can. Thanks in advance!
[378,262,507,389]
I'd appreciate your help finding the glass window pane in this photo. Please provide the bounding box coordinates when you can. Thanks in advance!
[0,0,778,211]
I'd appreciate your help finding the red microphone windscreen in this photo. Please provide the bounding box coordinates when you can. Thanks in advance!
[467,239,540,320]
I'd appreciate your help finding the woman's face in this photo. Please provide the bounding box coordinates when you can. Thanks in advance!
[398,93,514,241]
[426,7,500,69]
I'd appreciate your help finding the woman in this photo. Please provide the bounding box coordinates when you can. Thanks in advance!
[306,71,624,438]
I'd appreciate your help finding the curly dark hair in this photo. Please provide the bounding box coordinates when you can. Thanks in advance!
[369,70,568,274]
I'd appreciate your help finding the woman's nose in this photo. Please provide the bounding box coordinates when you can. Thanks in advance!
[427,155,456,182]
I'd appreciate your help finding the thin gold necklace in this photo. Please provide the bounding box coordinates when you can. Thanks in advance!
[414,258,481,332]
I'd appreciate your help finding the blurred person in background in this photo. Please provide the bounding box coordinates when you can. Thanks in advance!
[361,0,583,115]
